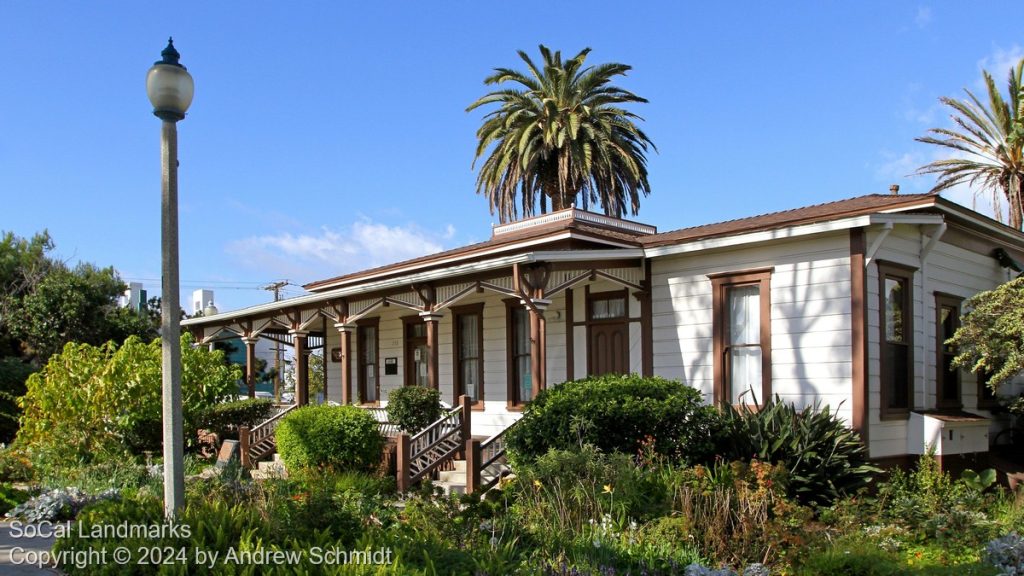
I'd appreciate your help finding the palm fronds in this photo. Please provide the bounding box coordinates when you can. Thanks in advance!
[467,45,656,223]
[916,59,1024,229]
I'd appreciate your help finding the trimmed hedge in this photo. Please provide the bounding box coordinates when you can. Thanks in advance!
[275,405,383,473]
[200,398,275,441]
[505,374,721,465]
[386,386,443,434]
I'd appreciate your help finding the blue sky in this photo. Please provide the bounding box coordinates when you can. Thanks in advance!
[1,2,1022,312]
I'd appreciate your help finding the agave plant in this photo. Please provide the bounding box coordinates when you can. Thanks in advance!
[719,397,878,507]
[916,58,1024,229]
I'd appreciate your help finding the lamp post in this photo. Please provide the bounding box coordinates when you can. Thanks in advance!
[146,38,194,517]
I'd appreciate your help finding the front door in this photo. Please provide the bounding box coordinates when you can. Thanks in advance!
[587,291,629,376]
[404,320,429,387]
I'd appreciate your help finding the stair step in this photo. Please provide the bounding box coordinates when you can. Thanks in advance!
[438,469,466,483]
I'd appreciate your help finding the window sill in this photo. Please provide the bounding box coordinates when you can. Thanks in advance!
[879,410,911,422]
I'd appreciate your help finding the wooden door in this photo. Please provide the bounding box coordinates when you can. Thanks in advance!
[589,322,629,376]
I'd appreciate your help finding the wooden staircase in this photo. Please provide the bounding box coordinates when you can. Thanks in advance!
[233,396,517,494]
[395,395,516,494]
[238,403,298,469]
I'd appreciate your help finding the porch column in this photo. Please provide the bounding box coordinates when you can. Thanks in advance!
[335,323,355,405]
[292,331,309,406]
[528,299,551,400]
[241,336,258,398]
[420,312,442,390]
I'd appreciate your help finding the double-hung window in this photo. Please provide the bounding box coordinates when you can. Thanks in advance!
[506,302,532,407]
[453,304,484,406]
[935,294,962,409]
[710,269,772,406]
[878,262,914,418]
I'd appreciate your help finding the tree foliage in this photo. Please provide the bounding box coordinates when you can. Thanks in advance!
[467,45,655,222]
[16,334,239,467]
[0,230,159,364]
[949,275,1024,390]
[916,58,1024,229]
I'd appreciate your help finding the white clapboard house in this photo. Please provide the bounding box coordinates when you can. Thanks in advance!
[185,192,1024,474]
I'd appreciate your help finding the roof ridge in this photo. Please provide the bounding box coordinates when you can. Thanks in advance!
[645,192,936,240]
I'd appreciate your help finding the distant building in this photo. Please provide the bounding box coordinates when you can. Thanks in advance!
[191,289,214,316]
[118,282,147,313]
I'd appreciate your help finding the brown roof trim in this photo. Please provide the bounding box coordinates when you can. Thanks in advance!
[304,220,640,292]
[640,193,939,248]
[304,192,1024,294]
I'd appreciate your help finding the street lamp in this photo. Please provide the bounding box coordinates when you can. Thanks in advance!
[146,37,193,517]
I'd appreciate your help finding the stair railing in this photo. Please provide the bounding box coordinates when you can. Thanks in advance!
[396,395,472,491]
[357,405,401,438]
[466,417,517,493]
[239,403,298,468]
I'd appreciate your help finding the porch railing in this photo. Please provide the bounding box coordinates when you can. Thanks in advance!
[239,403,298,468]
[396,395,472,491]
[358,406,401,438]
[466,418,516,493]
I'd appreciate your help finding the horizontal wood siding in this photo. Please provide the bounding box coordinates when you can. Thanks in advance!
[867,223,1019,458]
[651,233,854,422]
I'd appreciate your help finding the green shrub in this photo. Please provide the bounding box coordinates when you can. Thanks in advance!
[199,397,275,441]
[386,386,443,434]
[0,482,29,515]
[506,374,721,465]
[718,397,877,506]
[17,335,239,467]
[0,357,35,444]
[275,405,383,473]
[795,539,903,576]
[664,459,814,566]
[0,446,33,482]
[877,453,999,549]
[512,445,670,539]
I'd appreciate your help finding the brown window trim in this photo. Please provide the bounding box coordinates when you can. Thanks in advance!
[452,303,485,409]
[935,293,963,410]
[709,267,773,407]
[356,317,380,406]
[977,369,1000,410]
[504,298,530,410]
[586,288,629,323]
[401,315,428,388]
[877,261,917,421]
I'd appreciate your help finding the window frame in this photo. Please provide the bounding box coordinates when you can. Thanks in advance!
[934,293,963,410]
[877,261,916,420]
[709,268,773,407]
[356,317,380,405]
[452,303,485,408]
[402,315,429,388]
[504,299,532,410]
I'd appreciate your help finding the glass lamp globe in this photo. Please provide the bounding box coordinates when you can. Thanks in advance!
[146,38,194,121]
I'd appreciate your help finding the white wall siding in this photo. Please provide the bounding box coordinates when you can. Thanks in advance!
[865,223,1019,458]
[651,233,854,420]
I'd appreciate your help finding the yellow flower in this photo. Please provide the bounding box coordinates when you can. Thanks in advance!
[533,479,542,489]
[602,484,614,494]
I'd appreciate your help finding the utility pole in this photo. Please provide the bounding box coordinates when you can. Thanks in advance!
[262,280,289,403]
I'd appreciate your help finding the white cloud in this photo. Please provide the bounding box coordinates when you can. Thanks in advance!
[914,6,932,28]
[226,218,451,282]
[874,151,922,184]
[976,45,1023,89]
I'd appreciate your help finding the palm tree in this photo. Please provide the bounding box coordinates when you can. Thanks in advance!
[916,59,1024,229]
[467,45,655,223]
